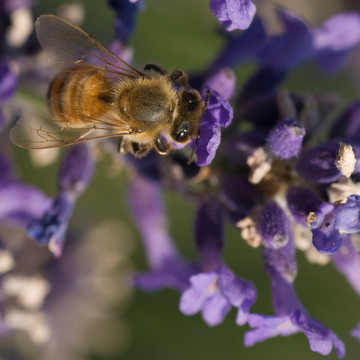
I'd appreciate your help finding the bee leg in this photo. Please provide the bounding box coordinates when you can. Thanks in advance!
[168,70,189,87]
[203,89,211,111]
[154,136,168,155]
[117,136,126,153]
[131,142,152,157]
[144,64,167,75]
[187,132,200,165]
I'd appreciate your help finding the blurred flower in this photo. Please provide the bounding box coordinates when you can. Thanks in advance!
[39,221,133,360]
[128,174,196,292]
[27,144,94,257]
[0,62,17,126]
[107,0,145,42]
[209,0,256,31]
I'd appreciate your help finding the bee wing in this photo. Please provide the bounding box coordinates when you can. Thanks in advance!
[10,106,133,149]
[35,14,144,80]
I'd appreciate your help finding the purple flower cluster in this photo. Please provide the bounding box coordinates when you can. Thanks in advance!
[123,5,360,358]
[1,0,360,358]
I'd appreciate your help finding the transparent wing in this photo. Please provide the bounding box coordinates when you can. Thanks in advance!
[10,106,133,149]
[35,14,145,80]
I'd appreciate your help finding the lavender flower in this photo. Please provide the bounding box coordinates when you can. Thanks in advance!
[0,62,17,126]
[267,118,305,160]
[257,202,290,249]
[180,265,256,326]
[256,8,360,73]
[245,237,345,358]
[27,144,94,257]
[0,153,50,224]
[313,12,360,73]
[307,195,360,254]
[296,143,342,183]
[209,0,256,31]
[195,87,233,166]
[179,198,256,326]
[107,0,144,42]
[128,174,196,292]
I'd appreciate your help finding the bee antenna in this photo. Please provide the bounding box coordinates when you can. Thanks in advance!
[203,89,211,111]
[187,132,200,165]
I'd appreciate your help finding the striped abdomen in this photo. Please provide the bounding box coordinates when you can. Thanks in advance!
[47,64,112,125]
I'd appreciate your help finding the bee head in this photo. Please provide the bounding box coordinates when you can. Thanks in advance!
[171,89,204,144]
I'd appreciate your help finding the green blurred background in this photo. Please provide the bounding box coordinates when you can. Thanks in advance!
[12,0,360,359]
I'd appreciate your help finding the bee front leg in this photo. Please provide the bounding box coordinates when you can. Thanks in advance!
[117,136,126,153]
[131,142,152,157]
[154,136,168,155]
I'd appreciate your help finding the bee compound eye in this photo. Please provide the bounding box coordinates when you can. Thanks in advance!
[175,130,190,143]
[181,91,198,111]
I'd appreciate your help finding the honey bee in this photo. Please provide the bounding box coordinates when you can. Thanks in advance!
[10,15,206,157]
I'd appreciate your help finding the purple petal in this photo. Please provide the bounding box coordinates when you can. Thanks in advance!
[195,88,233,166]
[267,118,305,159]
[221,130,267,166]
[246,311,344,358]
[209,0,256,31]
[179,272,219,315]
[310,203,344,254]
[179,265,255,327]
[202,291,232,326]
[309,202,345,254]
[291,310,345,358]
[134,257,197,292]
[195,120,221,167]
[237,67,285,117]
[128,176,178,268]
[58,144,94,193]
[219,173,259,223]
[4,0,33,13]
[108,40,133,64]
[203,67,236,101]
[264,255,300,313]
[107,0,144,41]
[245,314,298,346]
[27,192,74,257]
[329,99,360,140]
[210,17,267,69]
[205,87,233,127]
[333,195,360,233]
[0,62,17,103]
[257,202,290,249]
[351,322,360,341]
[194,198,224,271]
[26,145,94,256]
[0,154,15,186]
[257,8,313,70]
[0,183,50,223]
[332,236,360,294]
[313,12,360,73]
[127,153,161,182]
[129,175,195,291]
[296,142,341,183]
[248,241,345,358]
[286,186,323,226]
[218,266,257,325]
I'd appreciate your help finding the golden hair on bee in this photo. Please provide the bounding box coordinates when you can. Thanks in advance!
[10,14,206,158]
